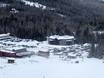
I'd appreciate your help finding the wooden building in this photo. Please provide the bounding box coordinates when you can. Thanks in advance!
[37,49,50,58]
[8,58,15,63]
[0,33,11,40]
[47,35,75,45]
[0,49,17,57]
[0,48,34,58]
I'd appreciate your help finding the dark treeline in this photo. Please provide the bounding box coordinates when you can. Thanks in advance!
[0,0,104,41]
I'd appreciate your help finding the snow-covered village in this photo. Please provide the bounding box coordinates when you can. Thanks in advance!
[0,32,104,78]
[1,0,104,78]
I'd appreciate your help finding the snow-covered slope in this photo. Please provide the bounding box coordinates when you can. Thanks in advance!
[21,0,46,9]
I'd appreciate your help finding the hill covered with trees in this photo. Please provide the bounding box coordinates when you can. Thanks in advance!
[0,0,104,41]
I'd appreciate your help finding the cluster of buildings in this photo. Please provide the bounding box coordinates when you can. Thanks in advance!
[0,33,34,58]
[0,33,76,59]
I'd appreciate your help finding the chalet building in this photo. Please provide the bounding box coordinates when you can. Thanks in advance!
[47,35,75,45]
[0,33,11,40]
[0,48,34,58]
[0,49,17,57]
[37,49,50,58]
[13,48,34,57]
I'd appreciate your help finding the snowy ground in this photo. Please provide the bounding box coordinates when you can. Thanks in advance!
[0,56,104,78]
[0,36,104,78]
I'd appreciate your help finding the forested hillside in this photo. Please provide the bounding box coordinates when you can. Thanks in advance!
[0,0,104,41]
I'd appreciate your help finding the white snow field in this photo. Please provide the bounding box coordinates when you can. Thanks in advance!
[0,35,104,78]
[0,56,104,78]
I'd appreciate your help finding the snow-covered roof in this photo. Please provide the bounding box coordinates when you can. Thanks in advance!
[7,57,15,60]
[48,35,75,40]
[39,48,49,52]
[0,33,10,37]
[12,48,27,53]
[0,49,15,53]
[57,13,66,17]
[12,47,26,51]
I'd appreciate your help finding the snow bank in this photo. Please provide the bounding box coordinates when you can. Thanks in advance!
[48,35,74,40]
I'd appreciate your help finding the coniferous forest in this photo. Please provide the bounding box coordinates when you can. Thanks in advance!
[0,0,104,58]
